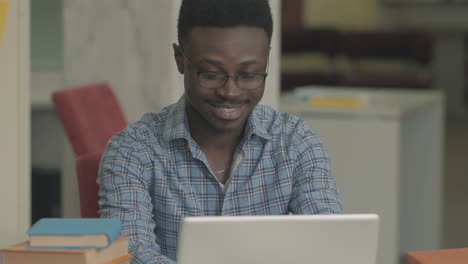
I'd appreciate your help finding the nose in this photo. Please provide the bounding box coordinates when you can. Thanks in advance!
[216,75,242,99]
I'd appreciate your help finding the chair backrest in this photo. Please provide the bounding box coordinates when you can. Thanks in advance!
[407,248,468,264]
[52,82,127,156]
[76,152,103,218]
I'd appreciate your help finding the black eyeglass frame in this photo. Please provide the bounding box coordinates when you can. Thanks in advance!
[179,47,269,91]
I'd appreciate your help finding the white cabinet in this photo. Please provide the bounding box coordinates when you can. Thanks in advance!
[281,87,444,264]
[0,0,30,243]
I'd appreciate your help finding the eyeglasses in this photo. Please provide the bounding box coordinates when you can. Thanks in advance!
[179,48,268,91]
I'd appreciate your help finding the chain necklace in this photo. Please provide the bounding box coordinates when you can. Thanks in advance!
[214,167,229,174]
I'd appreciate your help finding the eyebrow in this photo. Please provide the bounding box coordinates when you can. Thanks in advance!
[197,58,259,67]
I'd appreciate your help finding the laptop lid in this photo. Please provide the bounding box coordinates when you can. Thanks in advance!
[177,214,379,264]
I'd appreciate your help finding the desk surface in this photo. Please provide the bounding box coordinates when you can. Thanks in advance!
[0,232,28,248]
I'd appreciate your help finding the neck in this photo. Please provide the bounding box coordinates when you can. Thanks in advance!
[187,108,245,153]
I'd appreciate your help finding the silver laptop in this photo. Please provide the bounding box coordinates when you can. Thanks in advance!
[177,214,379,264]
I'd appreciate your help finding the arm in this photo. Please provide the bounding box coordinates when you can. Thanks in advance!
[98,131,176,264]
[288,122,343,214]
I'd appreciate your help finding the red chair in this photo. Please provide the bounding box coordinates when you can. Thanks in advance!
[52,82,127,217]
[52,82,128,156]
[76,152,103,218]
[407,248,468,264]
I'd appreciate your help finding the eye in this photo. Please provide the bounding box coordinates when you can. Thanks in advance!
[199,71,225,81]
[238,72,260,81]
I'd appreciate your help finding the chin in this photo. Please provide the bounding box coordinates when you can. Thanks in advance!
[210,118,246,133]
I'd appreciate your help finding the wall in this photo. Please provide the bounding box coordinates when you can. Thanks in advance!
[0,0,30,236]
[303,0,379,30]
[31,0,62,71]
[380,4,468,115]
[262,0,280,108]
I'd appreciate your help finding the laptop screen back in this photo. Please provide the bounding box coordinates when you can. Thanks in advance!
[177,214,379,264]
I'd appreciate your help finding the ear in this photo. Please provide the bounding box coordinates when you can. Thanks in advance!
[173,43,185,74]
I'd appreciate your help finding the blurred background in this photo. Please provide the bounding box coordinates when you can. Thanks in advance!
[3,0,468,263]
[279,0,468,253]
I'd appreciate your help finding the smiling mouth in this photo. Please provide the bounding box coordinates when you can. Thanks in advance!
[208,103,244,120]
[212,104,239,112]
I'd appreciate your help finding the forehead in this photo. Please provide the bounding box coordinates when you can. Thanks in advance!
[185,26,270,60]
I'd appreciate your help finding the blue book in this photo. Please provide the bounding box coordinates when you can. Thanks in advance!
[27,218,121,249]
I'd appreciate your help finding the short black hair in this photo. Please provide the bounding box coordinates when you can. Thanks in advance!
[177,0,273,46]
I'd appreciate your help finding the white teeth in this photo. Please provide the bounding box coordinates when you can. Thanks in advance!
[219,108,236,112]
[212,104,238,112]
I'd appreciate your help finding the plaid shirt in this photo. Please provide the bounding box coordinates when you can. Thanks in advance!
[98,97,343,264]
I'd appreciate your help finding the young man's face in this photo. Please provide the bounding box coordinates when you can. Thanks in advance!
[175,26,270,134]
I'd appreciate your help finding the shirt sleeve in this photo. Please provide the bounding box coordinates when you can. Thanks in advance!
[288,121,344,214]
[97,131,176,264]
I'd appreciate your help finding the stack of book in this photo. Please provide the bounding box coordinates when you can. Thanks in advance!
[1,218,131,264]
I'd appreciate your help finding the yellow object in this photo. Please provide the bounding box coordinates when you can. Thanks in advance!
[309,97,368,108]
[0,0,9,46]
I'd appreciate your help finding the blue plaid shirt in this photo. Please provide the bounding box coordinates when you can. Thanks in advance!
[98,97,343,264]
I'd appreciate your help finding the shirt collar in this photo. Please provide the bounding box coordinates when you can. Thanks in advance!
[162,96,272,143]
[162,96,191,143]
[244,105,272,141]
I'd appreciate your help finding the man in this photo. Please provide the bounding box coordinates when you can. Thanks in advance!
[98,0,343,263]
